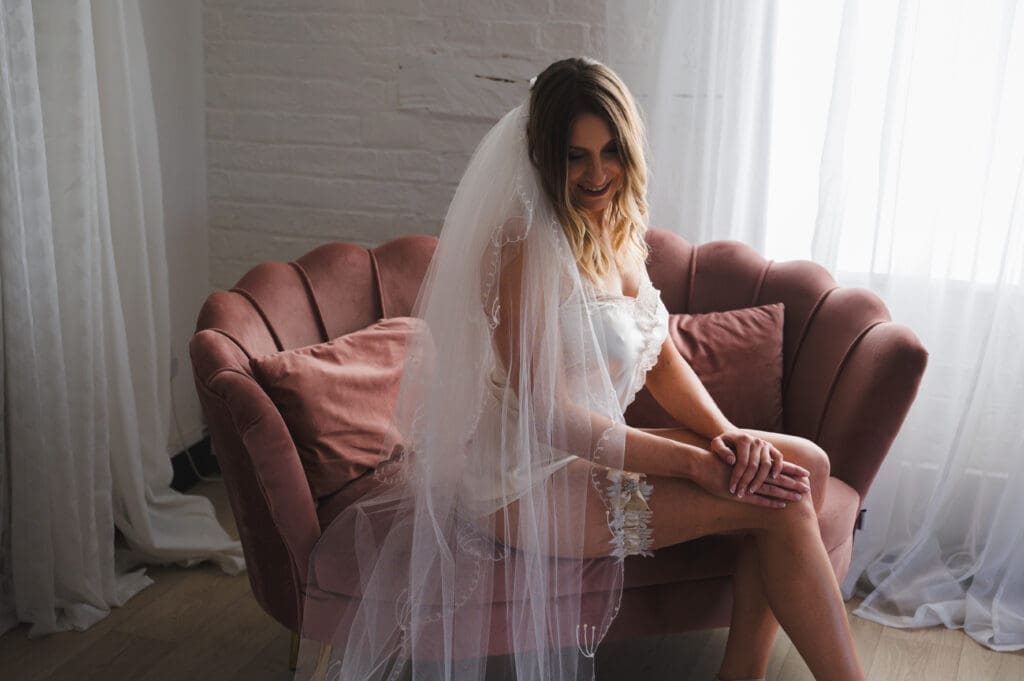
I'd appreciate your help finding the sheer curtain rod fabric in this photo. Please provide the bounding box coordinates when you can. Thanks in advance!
[606,0,1024,651]
[0,0,242,637]
[606,0,777,253]
[814,0,1024,652]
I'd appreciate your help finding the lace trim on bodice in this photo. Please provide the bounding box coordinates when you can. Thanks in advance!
[583,271,669,411]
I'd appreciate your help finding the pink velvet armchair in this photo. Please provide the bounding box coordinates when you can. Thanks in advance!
[189,227,927,667]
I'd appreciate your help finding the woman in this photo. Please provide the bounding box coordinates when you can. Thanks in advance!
[299,58,864,681]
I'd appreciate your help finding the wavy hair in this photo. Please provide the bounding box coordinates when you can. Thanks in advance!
[527,57,650,282]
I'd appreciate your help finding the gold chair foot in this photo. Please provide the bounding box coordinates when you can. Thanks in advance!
[312,640,333,681]
[289,631,300,671]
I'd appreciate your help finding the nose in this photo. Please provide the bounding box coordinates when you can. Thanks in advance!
[585,156,608,183]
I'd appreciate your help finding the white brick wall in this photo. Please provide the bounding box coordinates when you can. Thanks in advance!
[204,0,608,290]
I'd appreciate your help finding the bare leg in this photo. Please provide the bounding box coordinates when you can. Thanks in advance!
[494,431,859,679]
[564,443,859,679]
[641,428,832,680]
[717,535,778,680]
[742,488,860,680]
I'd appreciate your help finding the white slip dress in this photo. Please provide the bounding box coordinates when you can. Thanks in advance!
[461,268,670,557]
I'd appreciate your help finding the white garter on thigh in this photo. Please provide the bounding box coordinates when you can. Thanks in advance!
[604,469,654,558]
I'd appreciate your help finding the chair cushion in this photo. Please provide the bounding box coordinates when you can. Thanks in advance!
[250,317,421,501]
[626,303,785,432]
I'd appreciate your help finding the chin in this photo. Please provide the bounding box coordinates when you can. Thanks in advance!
[572,193,617,219]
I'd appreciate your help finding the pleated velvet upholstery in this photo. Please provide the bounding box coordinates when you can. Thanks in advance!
[190,227,927,643]
[190,236,434,635]
[643,230,927,499]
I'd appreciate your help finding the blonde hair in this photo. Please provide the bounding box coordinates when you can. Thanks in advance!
[527,57,649,282]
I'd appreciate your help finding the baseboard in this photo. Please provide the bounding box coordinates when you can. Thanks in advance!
[170,435,220,492]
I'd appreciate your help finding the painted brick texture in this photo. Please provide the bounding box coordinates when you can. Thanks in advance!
[205,0,608,290]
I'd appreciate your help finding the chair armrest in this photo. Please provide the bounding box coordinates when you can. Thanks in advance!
[784,287,928,499]
[190,329,320,632]
[816,322,927,498]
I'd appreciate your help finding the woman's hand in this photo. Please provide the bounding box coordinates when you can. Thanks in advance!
[689,449,809,509]
[710,430,810,499]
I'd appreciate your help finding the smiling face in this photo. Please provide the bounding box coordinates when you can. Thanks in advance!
[527,58,650,281]
[567,112,622,220]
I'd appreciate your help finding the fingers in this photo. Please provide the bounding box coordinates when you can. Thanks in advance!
[710,435,736,465]
[781,460,811,478]
[769,446,784,480]
[726,435,776,498]
[735,442,764,497]
[753,482,804,503]
[714,432,810,502]
[747,444,773,496]
[728,437,752,494]
[770,473,812,494]
[737,489,787,509]
[702,448,789,509]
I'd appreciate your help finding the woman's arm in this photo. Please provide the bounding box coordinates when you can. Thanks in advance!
[643,335,809,497]
[557,373,801,508]
[644,335,734,439]
[492,244,796,505]
[555,385,796,507]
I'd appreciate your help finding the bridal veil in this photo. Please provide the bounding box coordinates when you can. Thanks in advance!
[296,98,643,681]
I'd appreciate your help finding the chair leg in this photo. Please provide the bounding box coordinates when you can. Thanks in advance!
[312,641,333,681]
[289,631,300,671]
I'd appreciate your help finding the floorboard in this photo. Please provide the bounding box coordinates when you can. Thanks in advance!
[1,481,1021,681]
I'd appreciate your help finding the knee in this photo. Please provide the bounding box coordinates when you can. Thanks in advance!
[812,442,831,481]
[752,491,818,539]
[788,438,830,486]
[790,439,830,511]
[786,489,818,521]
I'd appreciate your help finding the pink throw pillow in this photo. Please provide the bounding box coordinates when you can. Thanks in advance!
[250,317,421,500]
[624,303,784,433]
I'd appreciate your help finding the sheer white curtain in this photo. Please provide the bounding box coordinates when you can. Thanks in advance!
[606,0,777,250]
[607,0,1024,651]
[0,0,243,638]
[807,0,1024,652]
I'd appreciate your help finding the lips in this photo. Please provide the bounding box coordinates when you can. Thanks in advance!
[578,180,611,197]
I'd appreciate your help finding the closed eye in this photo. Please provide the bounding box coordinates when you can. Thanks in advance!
[568,143,619,161]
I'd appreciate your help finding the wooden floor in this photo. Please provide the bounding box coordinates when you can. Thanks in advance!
[1,481,1021,681]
